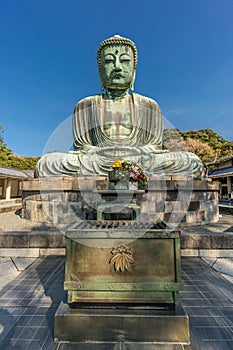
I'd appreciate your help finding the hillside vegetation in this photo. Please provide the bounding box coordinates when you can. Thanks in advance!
[0,126,40,170]
[179,129,233,164]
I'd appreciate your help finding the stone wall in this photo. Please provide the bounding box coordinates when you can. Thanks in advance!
[20,176,219,227]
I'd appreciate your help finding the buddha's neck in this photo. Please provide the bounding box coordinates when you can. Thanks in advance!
[105,88,129,100]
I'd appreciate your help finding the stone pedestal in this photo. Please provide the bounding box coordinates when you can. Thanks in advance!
[21,175,219,227]
[54,302,190,349]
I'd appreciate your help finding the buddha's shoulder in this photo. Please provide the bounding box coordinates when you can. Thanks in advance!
[74,95,102,110]
[132,93,160,109]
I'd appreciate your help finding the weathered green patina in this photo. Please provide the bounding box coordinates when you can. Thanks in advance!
[64,224,181,305]
[36,35,204,178]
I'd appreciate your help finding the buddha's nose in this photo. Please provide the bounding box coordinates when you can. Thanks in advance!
[114,57,122,71]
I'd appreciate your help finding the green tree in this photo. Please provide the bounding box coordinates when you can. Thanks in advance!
[0,125,40,170]
[0,126,11,159]
[179,129,233,159]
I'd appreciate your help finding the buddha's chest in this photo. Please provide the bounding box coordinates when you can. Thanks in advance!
[102,100,133,140]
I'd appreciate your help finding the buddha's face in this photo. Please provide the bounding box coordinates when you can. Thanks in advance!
[100,45,135,89]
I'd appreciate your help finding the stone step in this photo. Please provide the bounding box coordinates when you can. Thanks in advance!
[219,205,233,215]
[56,342,190,349]
[0,230,232,250]
[0,198,21,205]
[0,202,22,213]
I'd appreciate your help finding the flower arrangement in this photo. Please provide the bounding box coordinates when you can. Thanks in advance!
[110,160,148,186]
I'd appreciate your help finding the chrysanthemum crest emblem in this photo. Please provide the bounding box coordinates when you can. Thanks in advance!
[110,245,134,272]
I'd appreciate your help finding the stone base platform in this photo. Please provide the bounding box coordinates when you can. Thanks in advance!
[21,176,219,227]
[54,302,190,349]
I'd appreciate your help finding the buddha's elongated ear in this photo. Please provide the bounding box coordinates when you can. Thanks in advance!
[130,71,136,91]
[98,67,105,91]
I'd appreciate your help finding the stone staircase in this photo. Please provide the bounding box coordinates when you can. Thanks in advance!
[0,198,22,213]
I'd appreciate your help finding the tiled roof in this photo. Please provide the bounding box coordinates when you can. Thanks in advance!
[0,166,34,179]
[207,155,233,166]
[208,166,233,178]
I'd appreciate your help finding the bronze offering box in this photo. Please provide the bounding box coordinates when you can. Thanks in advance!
[64,221,182,305]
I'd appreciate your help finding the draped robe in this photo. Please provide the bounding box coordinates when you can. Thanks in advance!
[35,93,204,178]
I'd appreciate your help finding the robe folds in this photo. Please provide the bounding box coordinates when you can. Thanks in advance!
[35,93,204,178]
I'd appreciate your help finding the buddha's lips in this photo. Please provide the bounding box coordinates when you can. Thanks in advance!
[112,73,124,79]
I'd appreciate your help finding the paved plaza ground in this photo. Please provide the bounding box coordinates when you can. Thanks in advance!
[0,256,232,349]
[0,207,233,349]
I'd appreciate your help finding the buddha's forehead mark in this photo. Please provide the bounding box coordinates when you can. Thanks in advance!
[103,45,132,54]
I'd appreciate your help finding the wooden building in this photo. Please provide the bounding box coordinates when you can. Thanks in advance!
[0,166,34,200]
[208,155,233,199]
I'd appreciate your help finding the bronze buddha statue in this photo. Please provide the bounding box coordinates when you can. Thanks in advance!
[36,35,203,178]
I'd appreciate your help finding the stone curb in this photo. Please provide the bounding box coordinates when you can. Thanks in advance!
[0,248,232,258]
[201,256,233,280]
[0,230,232,258]
[181,249,233,258]
[0,231,233,249]
[0,248,66,257]
[0,231,65,248]
[181,232,233,249]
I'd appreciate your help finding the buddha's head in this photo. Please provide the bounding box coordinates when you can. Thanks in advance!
[97,35,138,91]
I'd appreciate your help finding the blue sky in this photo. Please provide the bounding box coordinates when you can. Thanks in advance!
[0,0,233,156]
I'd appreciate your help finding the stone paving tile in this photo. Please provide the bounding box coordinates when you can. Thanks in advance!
[0,256,232,349]
[181,258,233,350]
[0,271,21,289]
[221,274,233,284]
[0,256,66,350]
[12,258,37,271]
[0,307,25,342]
[0,259,19,277]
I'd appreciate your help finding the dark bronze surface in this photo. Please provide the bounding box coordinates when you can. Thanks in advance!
[64,225,181,304]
